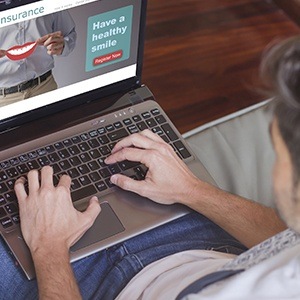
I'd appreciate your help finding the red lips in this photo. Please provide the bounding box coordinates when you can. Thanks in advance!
[6,41,37,61]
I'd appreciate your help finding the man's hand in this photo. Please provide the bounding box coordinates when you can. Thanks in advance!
[105,129,200,205]
[0,49,6,58]
[14,166,101,254]
[36,31,65,56]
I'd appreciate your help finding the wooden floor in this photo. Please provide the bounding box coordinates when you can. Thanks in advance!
[142,0,300,133]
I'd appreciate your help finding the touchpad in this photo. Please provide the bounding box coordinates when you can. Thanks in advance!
[71,202,125,252]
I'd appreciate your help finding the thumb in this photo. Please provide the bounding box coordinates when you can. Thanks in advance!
[82,196,101,227]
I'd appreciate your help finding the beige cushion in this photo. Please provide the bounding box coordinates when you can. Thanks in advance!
[183,101,275,207]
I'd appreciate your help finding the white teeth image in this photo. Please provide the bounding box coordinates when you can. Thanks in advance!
[7,42,36,55]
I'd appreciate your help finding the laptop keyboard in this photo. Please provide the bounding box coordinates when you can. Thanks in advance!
[0,107,192,231]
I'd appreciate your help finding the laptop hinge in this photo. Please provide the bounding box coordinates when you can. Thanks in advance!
[128,90,144,104]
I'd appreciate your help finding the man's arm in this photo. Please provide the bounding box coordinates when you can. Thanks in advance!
[105,130,286,248]
[15,166,101,299]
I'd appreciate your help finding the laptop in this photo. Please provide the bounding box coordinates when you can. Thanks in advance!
[0,0,216,280]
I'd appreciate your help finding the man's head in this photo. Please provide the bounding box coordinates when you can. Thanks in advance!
[261,36,300,231]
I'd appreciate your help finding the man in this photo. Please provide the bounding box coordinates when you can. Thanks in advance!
[0,36,299,299]
[0,11,76,106]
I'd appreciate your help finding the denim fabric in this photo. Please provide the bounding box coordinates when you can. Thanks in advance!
[0,212,247,300]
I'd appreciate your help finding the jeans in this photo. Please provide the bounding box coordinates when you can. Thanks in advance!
[0,212,247,300]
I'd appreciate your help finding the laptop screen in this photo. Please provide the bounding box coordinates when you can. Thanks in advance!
[0,0,145,131]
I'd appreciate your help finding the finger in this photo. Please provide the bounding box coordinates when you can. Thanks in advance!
[106,147,150,165]
[110,174,147,195]
[83,197,101,225]
[40,166,54,188]
[140,129,165,143]
[110,131,162,155]
[27,169,40,192]
[57,174,72,189]
[14,177,28,200]
[36,34,49,45]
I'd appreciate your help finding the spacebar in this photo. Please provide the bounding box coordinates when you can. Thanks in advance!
[72,185,97,202]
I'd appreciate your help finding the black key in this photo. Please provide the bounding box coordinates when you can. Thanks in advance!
[54,142,64,150]
[4,192,16,202]
[63,139,73,147]
[10,157,20,166]
[19,154,29,162]
[37,148,47,156]
[1,217,13,228]
[72,136,81,144]
[27,160,40,170]
[146,118,158,128]
[0,196,6,205]
[137,121,148,131]
[69,157,81,166]
[70,179,80,190]
[105,125,114,132]
[123,118,132,126]
[52,163,61,174]
[71,185,97,202]
[98,127,106,135]
[17,164,29,174]
[119,160,140,171]
[114,122,123,129]
[28,151,38,159]
[88,138,100,149]
[134,166,147,180]
[0,207,7,218]
[59,160,71,170]
[12,214,20,224]
[0,182,8,193]
[97,158,107,168]
[174,141,192,159]
[88,161,100,171]
[80,133,89,141]
[108,164,121,175]
[141,112,151,119]
[90,149,101,159]
[78,142,90,152]
[95,181,107,192]
[98,135,109,145]
[79,153,92,163]
[89,172,101,182]
[45,145,55,153]
[5,203,18,214]
[151,108,160,115]
[89,130,98,138]
[108,143,116,151]
[133,115,142,122]
[107,128,129,142]
[6,180,15,190]
[7,167,18,178]
[99,146,110,156]
[79,175,91,186]
[67,168,80,178]
[152,127,164,136]
[48,153,60,163]
[127,125,139,134]
[69,145,80,155]
[0,161,10,169]
[38,156,50,166]
[78,165,90,175]
[58,149,70,159]
[0,172,8,181]
[99,168,111,178]
[155,115,166,124]
[161,124,178,141]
